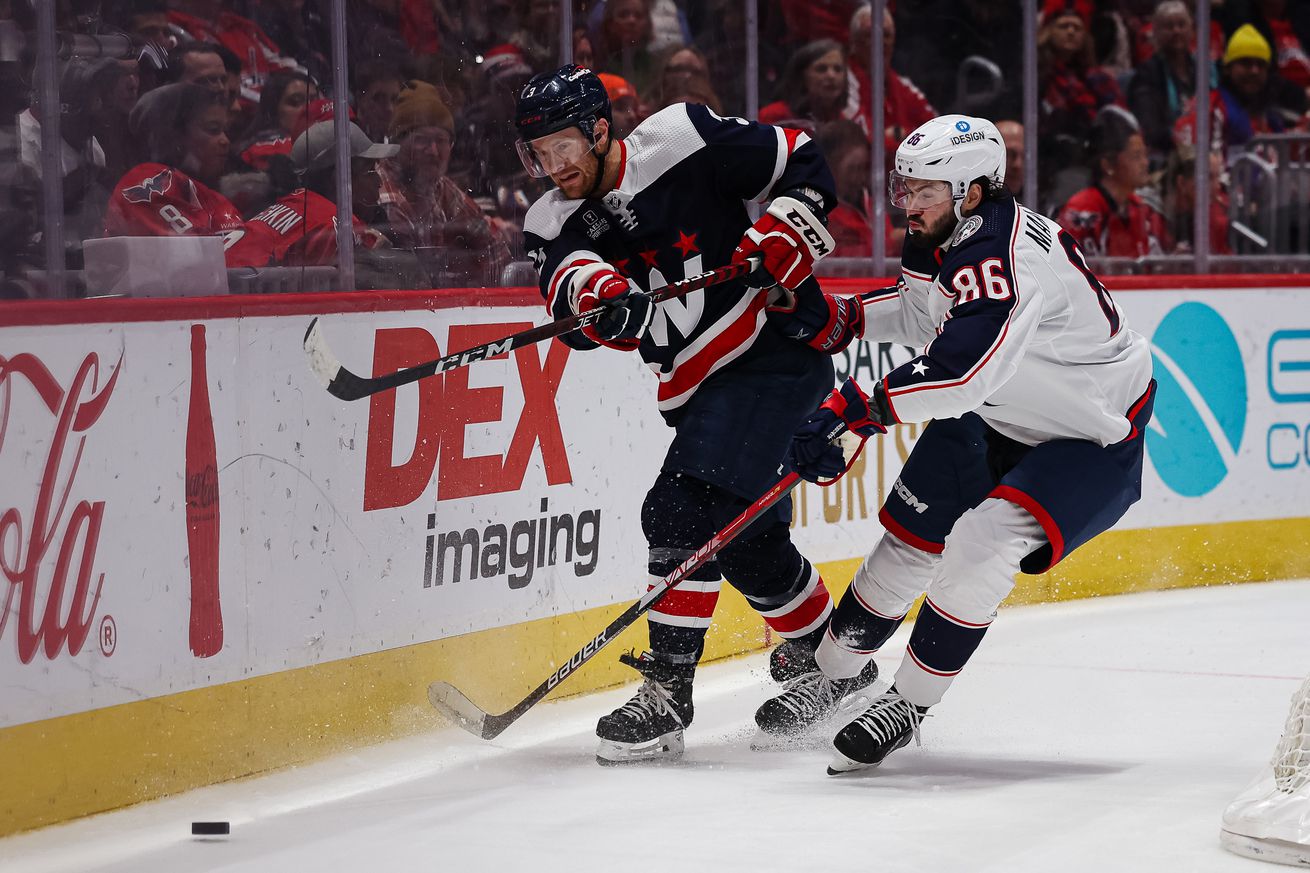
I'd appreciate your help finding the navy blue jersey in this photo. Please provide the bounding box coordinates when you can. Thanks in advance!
[522,102,835,415]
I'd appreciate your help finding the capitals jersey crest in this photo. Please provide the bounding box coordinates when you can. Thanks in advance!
[523,102,834,417]
[120,168,174,204]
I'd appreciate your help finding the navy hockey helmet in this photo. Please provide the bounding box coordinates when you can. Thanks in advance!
[514,65,612,177]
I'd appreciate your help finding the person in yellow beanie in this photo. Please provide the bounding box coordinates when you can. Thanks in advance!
[378,80,510,286]
[1173,22,1308,156]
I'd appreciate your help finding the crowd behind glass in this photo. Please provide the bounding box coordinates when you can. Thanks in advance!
[2,0,1308,299]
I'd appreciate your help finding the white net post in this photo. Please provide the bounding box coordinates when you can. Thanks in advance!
[1221,675,1310,867]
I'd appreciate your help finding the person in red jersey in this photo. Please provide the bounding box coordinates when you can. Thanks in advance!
[238,72,319,171]
[1057,107,1171,258]
[104,83,262,267]
[166,0,301,103]
[234,119,396,267]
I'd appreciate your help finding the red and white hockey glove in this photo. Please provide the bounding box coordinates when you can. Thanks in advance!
[572,263,655,351]
[787,378,887,482]
[733,193,836,291]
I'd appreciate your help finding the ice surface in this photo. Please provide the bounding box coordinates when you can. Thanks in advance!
[5,580,1309,873]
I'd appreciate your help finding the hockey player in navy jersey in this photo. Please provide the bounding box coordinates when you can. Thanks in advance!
[752,115,1157,773]
[515,65,872,764]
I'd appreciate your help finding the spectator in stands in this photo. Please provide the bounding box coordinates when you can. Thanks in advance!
[814,119,899,257]
[167,42,246,136]
[378,81,511,286]
[236,119,397,266]
[574,27,598,70]
[1058,106,1171,258]
[1158,145,1231,255]
[353,62,405,147]
[1128,0,1199,167]
[996,119,1026,199]
[103,83,262,267]
[453,44,535,200]
[598,73,643,138]
[648,46,720,114]
[1243,0,1310,93]
[166,0,300,103]
[847,4,935,158]
[510,0,561,72]
[696,0,785,115]
[92,59,143,183]
[239,72,319,172]
[1175,24,1309,157]
[777,0,860,47]
[759,39,855,128]
[597,0,659,95]
[890,0,1025,118]
[252,0,331,87]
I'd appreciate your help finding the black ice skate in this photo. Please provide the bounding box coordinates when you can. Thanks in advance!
[827,686,927,774]
[595,651,694,765]
[754,644,879,739]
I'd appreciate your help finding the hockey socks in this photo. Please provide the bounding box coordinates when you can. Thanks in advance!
[894,598,991,708]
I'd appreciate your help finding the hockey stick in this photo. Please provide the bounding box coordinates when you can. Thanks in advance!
[303,256,762,401]
[427,451,836,741]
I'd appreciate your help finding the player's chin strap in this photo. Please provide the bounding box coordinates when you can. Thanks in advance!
[584,135,611,200]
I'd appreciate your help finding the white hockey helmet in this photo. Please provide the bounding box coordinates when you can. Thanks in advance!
[890,115,1006,219]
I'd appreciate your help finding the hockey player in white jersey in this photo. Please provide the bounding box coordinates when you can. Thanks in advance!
[752,115,1157,773]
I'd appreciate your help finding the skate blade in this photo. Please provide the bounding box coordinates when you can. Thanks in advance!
[826,749,876,775]
[596,730,685,766]
[1220,830,1310,867]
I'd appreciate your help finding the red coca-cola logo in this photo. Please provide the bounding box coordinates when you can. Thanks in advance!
[364,323,572,511]
[0,350,121,664]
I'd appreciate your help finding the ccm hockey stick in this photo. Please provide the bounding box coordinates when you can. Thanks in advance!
[428,456,830,740]
[303,255,762,401]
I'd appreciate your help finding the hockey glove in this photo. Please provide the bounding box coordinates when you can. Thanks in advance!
[733,193,836,291]
[573,263,654,351]
[768,283,865,354]
[787,378,887,483]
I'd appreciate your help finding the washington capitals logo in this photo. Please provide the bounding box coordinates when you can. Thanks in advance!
[121,169,174,204]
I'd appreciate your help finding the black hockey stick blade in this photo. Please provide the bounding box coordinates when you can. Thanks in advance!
[303,256,761,402]
[426,464,812,741]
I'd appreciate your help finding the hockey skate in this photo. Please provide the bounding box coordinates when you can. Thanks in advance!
[827,686,927,774]
[595,651,694,765]
[753,643,879,740]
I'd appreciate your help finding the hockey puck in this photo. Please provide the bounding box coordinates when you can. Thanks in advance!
[191,821,230,836]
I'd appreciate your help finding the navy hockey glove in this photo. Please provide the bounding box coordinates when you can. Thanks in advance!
[733,192,835,291]
[573,264,654,350]
[788,378,887,483]
[768,284,865,354]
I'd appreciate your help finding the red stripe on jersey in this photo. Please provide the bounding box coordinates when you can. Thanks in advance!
[656,293,766,408]
[878,506,943,554]
[907,644,962,677]
[782,126,805,157]
[1120,380,1156,442]
[763,580,832,636]
[649,586,719,619]
[989,484,1064,570]
[923,597,992,629]
[547,257,598,315]
[614,139,628,188]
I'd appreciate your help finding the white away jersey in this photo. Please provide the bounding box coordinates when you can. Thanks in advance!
[860,197,1153,447]
[522,102,834,417]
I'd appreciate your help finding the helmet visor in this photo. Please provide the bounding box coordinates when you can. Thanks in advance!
[515,129,598,179]
[888,172,954,210]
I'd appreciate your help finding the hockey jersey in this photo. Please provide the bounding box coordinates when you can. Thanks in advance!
[104,163,263,268]
[861,197,1153,447]
[523,102,835,416]
[232,188,377,267]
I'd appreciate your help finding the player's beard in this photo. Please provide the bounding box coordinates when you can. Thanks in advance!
[906,210,959,249]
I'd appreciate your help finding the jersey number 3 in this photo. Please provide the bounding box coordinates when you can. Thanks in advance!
[951,258,1012,303]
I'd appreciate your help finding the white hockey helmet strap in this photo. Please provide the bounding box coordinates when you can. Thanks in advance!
[892,115,1006,220]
